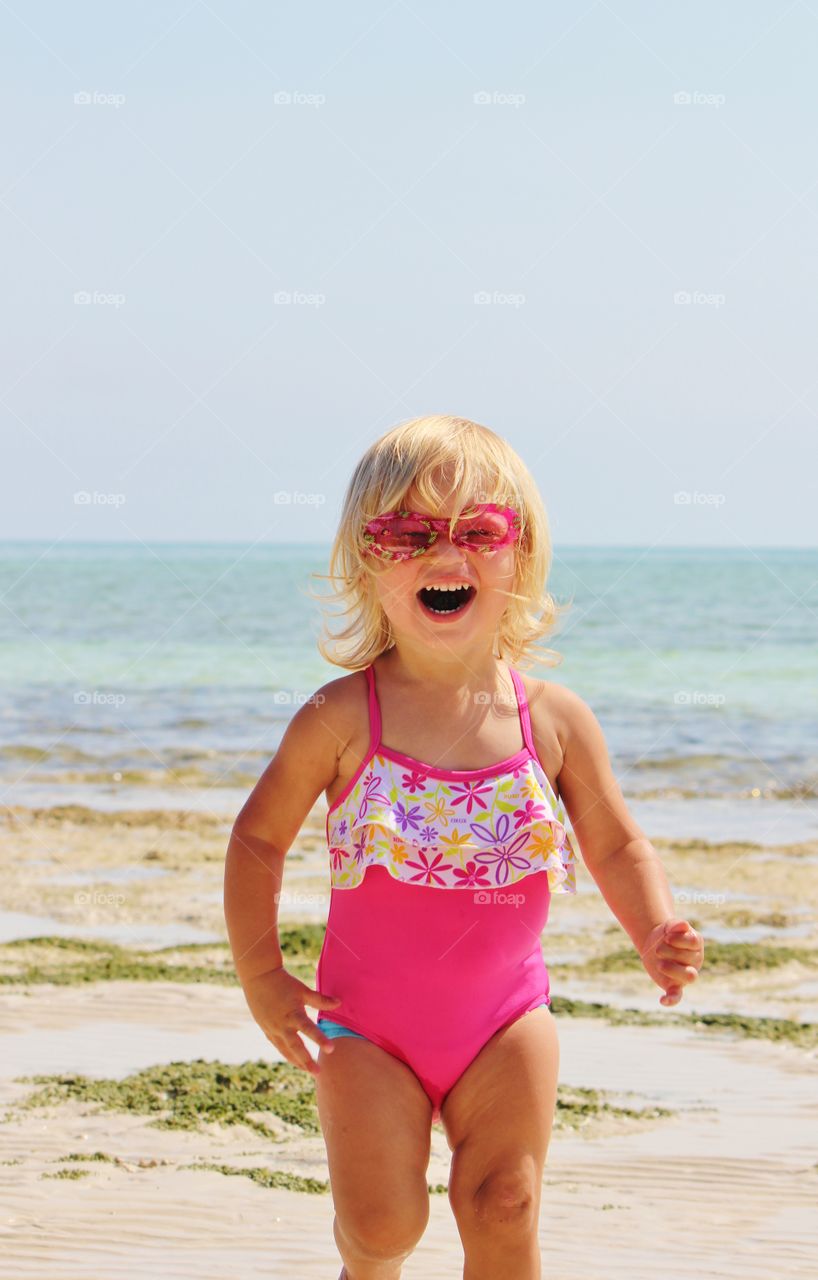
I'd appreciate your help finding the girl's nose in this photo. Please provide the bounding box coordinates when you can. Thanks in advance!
[428,536,469,563]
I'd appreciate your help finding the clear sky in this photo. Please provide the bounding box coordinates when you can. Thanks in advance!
[3,1,817,547]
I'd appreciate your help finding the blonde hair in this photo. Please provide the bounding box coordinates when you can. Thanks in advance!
[308,415,573,671]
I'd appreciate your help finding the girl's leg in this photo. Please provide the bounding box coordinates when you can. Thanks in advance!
[315,1036,434,1280]
[438,1005,560,1280]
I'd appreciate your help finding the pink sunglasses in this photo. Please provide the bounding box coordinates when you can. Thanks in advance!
[361,502,522,562]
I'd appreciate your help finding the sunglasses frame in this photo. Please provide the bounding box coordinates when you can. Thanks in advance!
[361,502,522,562]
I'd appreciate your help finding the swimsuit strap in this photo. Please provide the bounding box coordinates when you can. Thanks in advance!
[366,663,536,762]
[508,666,538,758]
[363,664,382,754]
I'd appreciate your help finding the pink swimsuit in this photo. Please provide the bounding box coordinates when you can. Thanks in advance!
[315,663,578,1122]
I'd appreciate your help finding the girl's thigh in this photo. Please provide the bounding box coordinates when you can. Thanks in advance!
[314,1036,434,1223]
[439,1004,560,1198]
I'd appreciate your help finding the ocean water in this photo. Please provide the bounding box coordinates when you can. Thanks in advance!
[1,541,816,841]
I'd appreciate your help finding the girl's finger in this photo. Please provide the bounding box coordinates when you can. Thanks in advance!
[271,1032,320,1076]
[296,1016,337,1055]
[658,959,699,983]
[656,940,702,961]
[264,1038,305,1073]
[286,1032,322,1075]
[302,987,343,1012]
[665,919,693,937]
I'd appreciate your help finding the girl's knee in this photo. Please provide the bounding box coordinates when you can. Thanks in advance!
[454,1162,539,1234]
[334,1194,429,1263]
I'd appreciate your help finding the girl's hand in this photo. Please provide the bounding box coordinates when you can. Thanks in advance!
[241,965,344,1077]
[638,918,704,1007]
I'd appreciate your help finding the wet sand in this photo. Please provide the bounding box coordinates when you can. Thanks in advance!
[1,801,817,1277]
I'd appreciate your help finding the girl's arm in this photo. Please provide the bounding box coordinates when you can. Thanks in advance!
[549,687,704,1005]
[223,684,346,1068]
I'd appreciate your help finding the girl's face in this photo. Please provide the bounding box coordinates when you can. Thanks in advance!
[367,484,520,651]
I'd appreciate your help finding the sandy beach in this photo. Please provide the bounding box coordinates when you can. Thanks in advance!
[1,799,817,1278]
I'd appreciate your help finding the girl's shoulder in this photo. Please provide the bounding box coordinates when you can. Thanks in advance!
[312,669,371,756]
[519,673,589,756]
[516,672,580,793]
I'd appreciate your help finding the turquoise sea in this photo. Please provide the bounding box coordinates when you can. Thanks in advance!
[1,541,816,844]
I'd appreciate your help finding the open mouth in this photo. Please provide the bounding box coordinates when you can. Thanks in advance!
[416,585,477,618]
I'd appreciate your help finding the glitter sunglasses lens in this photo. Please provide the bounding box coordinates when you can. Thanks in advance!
[453,510,512,545]
[368,516,433,552]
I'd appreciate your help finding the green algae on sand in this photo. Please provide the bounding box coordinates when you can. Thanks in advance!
[570,939,818,975]
[553,1083,672,1131]
[12,1059,673,1152]
[14,1058,322,1137]
[19,1059,633,1140]
[0,929,323,988]
[550,995,818,1049]
[181,1160,329,1194]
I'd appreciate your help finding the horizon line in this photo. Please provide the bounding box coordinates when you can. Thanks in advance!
[0,538,815,552]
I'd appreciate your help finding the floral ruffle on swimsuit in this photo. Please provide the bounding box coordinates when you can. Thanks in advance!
[326,667,577,895]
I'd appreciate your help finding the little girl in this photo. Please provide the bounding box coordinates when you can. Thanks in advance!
[224,415,704,1280]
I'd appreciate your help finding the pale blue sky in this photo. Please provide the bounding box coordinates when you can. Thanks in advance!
[3,1,817,546]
